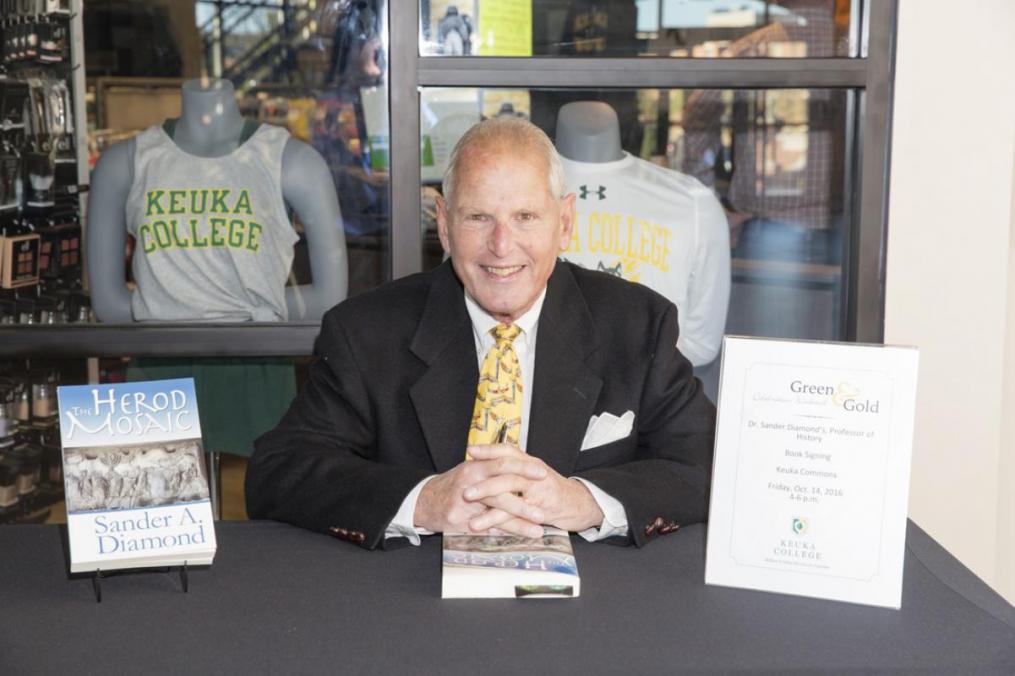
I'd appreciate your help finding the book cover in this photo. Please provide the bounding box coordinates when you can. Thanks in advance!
[57,378,217,573]
[442,526,580,599]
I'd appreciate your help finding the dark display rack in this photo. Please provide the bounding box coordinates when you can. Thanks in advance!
[1,0,85,522]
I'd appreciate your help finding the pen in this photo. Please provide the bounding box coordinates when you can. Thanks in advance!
[496,423,524,497]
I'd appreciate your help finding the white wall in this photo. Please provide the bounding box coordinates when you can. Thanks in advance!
[885,0,1015,601]
[998,147,1015,600]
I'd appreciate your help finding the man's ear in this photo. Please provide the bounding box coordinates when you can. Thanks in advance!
[558,192,577,251]
[436,194,452,254]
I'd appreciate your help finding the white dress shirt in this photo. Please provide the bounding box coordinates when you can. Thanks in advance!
[385,288,630,544]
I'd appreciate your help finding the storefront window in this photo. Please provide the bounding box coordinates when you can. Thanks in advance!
[78,0,390,326]
[420,0,854,58]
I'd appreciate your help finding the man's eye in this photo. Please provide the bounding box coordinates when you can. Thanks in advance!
[518,212,536,221]
[467,213,488,222]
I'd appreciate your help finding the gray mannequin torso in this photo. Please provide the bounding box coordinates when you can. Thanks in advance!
[554,100,728,399]
[87,78,347,322]
[554,101,624,163]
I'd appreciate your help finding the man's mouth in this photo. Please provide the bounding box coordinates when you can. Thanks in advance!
[481,265,524,278]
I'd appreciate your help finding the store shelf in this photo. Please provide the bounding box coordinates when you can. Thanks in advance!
[417,57,869,89]
[0,323,321,358]
[731,259,843,288]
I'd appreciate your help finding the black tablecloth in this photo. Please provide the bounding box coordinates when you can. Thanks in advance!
[2,520,1014,675]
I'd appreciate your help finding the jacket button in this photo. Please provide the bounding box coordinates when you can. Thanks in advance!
[659,521,681,535]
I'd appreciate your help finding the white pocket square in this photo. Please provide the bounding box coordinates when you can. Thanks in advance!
[580,410,634,451]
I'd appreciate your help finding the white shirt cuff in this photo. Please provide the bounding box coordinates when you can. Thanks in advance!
[571,477,629,542]
[384,476,437,545]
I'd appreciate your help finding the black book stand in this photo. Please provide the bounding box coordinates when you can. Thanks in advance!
[89,561,189,603]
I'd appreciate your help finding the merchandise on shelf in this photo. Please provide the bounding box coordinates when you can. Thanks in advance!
[1,3,87,524]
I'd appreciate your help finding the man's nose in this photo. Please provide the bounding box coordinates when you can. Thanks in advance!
[488,219,513,257]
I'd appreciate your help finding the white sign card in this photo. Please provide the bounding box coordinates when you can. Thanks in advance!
[704,336,919,608]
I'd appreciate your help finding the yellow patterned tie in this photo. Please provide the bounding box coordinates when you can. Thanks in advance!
[467,323,523,458]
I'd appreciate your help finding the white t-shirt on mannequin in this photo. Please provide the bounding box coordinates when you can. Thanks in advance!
[560,153,731,366]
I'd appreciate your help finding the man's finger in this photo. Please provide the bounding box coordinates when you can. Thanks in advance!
[462,474,535,502]
[469,509,543,539]
[467,506,514,531]
[462,455,546,481]
[492,455,547,480]
[465,443,525,460]
[476,491,544,524]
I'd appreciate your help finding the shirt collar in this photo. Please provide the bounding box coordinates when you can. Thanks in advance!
[464,287,546,347]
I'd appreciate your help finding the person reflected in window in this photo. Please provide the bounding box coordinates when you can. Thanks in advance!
[437,5,473,56]
[325,0,383,87]
[680,0,846,266]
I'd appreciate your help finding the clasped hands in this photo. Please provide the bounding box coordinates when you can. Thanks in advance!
[414,443,604,538]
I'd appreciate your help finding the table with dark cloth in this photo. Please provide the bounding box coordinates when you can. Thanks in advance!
[2,520,1013,674]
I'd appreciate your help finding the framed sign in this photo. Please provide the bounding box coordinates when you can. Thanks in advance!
[705,337,919,608]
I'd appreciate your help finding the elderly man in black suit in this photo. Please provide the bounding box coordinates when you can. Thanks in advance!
[246,117,716,549]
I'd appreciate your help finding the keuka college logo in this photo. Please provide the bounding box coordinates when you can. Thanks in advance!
[773,519,822,562]
[578,184,606,200]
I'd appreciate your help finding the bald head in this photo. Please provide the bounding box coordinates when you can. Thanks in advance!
[442,116,566,208]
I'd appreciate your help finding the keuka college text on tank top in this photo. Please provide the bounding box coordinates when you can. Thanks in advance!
[126,123,299,322]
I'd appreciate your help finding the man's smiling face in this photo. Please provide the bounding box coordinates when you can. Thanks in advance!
[437,142,575,323]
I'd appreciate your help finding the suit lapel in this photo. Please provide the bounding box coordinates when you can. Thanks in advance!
[409,263,478,473]
[528,263,602,475]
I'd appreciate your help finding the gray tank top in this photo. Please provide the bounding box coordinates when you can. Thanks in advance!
[126,123,298,321]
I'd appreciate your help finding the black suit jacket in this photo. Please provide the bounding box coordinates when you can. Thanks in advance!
[246,260,716,549]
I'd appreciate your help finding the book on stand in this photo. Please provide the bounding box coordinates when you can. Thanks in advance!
[57,378,217,573]
[442,526,580,598]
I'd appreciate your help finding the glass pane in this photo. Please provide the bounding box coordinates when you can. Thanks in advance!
[420,87,849,399]
[78,0,389,327]
[420,0,854,57]
[2,6,82,326]
[0,355,275,525]
[0,358,86,525]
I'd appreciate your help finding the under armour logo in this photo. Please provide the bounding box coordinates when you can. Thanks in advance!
[578,184,606,200]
